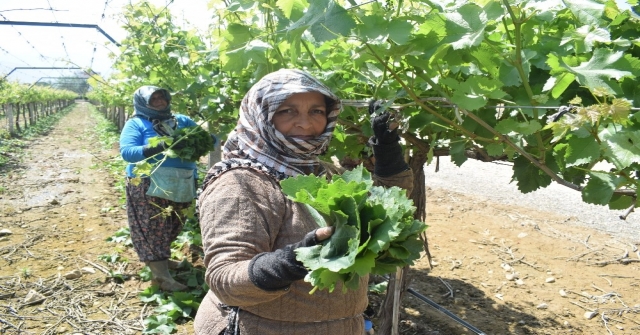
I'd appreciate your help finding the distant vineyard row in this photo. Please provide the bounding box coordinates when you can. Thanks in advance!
[0,82,77,135]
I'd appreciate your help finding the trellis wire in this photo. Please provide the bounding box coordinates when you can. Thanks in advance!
[47,0,72,64]
[0,12,65,78]
[342,98,640,111]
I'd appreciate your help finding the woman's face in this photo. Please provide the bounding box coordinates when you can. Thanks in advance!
[149,91,168,109]
[272,92,328,140]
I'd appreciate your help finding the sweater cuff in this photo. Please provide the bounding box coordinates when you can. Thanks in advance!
[371,141,409,177]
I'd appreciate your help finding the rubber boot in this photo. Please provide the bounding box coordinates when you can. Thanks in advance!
[146,260,188,292]
[167,258,187,270]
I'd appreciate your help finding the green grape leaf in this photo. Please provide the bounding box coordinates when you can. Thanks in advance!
[296,209,359,272]
[512,155,553,193]
[582,171,620,205]
[485,143,504,157]
[449,140,468,167]
[280,174,327,201]
[608,193,634,210]
[495,119,542,136]
[559,48,633,94]
[144,314,176,334]
[544,72,577,99]
[564,136,600,167]
[276,0,308,19]
[287,0,329,31]
[388,18,414,45]
[358,14,389,43]
[600,127,640,169]
[443,3,487,50]
[564,0,605,26]
[283,164,427,293]
[309,3,356,42]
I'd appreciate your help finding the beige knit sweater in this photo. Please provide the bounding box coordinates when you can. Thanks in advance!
[194,167,414,335]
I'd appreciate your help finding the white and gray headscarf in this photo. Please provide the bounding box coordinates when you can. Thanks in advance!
[202,69,341,188]
[132,86,172,120]
[132,85,177,136]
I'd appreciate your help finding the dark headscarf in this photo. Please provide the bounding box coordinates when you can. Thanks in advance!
[201,69,342,189]
[132,86,173,121]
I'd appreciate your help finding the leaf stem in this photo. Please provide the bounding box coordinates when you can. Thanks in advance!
[502,0,546,160]
[301,40,323,70]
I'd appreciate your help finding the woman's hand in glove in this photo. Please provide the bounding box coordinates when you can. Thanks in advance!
[368,100,409,177]
[369,100,400,145]
[249,227,333,291]
[142,137,188,158]
[168,138,188,150]
[142,142,166,158]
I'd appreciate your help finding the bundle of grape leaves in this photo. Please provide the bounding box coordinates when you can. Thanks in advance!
[166,125,215,161]
[280,165,427,294]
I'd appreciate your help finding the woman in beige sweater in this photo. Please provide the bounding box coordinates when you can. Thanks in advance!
[195,69,413,335]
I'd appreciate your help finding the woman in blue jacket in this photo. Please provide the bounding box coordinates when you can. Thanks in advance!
[119,86,197,292]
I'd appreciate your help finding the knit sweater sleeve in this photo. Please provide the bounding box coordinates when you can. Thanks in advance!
[373,168,414,195]
[119,118,148,163]
[198,169,291,306]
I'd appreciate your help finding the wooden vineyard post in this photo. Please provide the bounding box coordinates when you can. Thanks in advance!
[392,267,403,335]
[207,120,221,169]
[6,103,15,135]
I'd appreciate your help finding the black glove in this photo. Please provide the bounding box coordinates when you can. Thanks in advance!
[142,142,166,158]
[370,100,400,145]
[248,230,321,291]
[168,138,188,150]
[368,100,409,177]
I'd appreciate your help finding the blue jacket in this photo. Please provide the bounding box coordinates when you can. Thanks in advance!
[120,114,198,178]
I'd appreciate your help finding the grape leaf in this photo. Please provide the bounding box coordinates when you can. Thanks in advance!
[512,155,553,193]
[564,0,605,26]
[559,48,633,94]
[388,18,414,45]
[600,127,640,170]
[282,164,427,293]
[565,136,600,167]
[443,3,487,50]
[495,119,542,136]
[582,171,620,205]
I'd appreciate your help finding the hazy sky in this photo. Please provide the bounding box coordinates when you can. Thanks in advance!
[0,0,213,84]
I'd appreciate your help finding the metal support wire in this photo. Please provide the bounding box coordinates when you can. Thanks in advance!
[46,0,71,63]
[406,287,487,335]
[28,76,87,89]
[0,21,121,46]
[2,66,81,80]
[341,98,640,111]
[90,0,111,70]
[379,274,487,335]
[0,14,58,71]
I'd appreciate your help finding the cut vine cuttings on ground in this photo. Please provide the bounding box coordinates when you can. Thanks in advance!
[280,165,428,294]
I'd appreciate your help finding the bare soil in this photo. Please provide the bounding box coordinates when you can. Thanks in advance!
[1,103,639,335]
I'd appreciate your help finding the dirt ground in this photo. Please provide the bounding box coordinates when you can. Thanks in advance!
[1,103,639,335]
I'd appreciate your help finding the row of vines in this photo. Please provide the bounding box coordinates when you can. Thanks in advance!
[0,82,77,137]
[82,0,639,333]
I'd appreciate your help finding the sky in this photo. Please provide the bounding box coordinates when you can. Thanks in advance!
[0,0,213,84]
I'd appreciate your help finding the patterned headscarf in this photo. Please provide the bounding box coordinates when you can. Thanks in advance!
[132,86,173,121]
[202,69,342,188]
